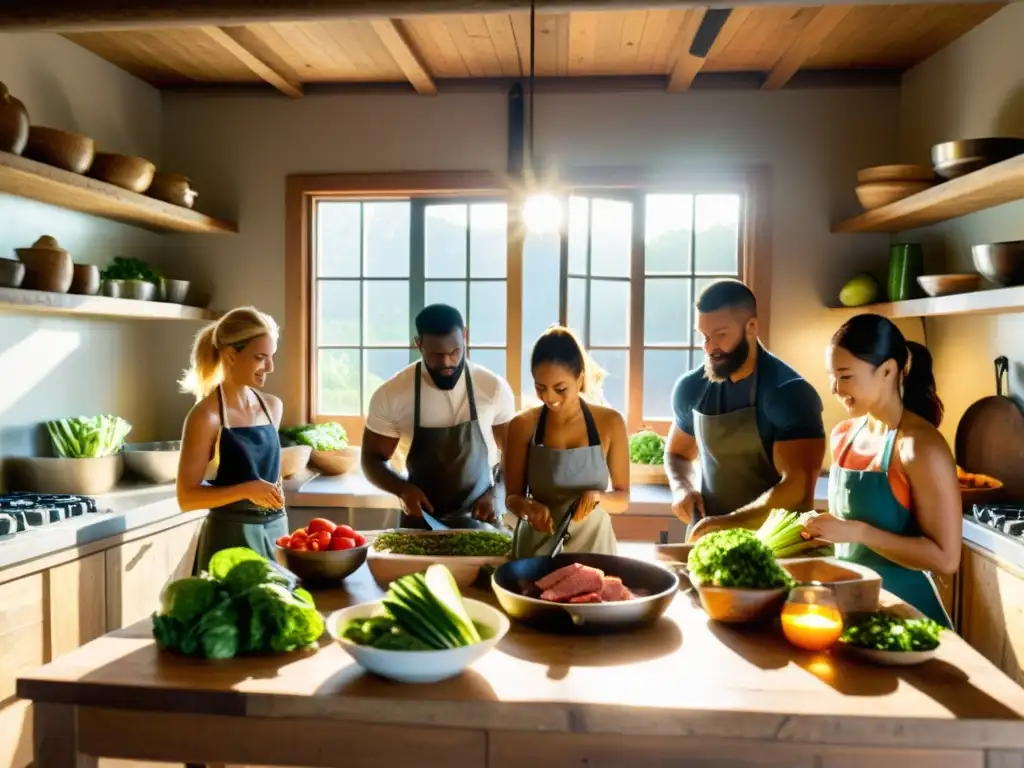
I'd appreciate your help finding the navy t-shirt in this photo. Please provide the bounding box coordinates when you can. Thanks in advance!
[671,345,825,459]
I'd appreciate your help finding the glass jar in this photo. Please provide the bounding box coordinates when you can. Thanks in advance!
[781,585,844,651]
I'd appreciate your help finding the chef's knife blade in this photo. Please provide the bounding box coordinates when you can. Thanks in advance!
[549,500,578,559]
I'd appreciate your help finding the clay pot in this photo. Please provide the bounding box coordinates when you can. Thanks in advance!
[24,126,94,174]
[89,152,156,193]
[0,83,29,155]
[70,264,100,295]
[148,172,198,208]
[15,235,74,293]
[0,259,25,288]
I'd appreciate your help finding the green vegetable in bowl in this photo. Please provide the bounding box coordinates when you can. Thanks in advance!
[47,415,132,458]
[687,528,794,590]
[101,256,162,283]
[284,422,349,451]
[372,531,511,557]
[629,430,665,465]
[841,612,944,652]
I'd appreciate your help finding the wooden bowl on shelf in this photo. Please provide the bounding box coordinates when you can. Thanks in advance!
[856,164,935,185]
[23,126,94,174]
[15,235,73,293]
[917,273,981,297]
[310,447,359,476]
[148,172,198,208]
[70,264,100,295]
[0,259,25,288]
[88,152,156,193]
[855,181,934,211]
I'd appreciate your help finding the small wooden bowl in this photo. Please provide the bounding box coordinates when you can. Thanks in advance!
[70,264,100,295]
[630,463,669,486]
[856,164,935,185]
[691,578,788,624]
[0,258,25,288]
[310,447,359,476]
[148,172,198,208]
[88,152,155,193]
[855,181,934,211]
[916,273,981,297]
[24,126,95,174]
[280,445,312,478]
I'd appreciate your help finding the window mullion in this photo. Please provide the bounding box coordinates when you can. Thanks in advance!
[409,200,425,365]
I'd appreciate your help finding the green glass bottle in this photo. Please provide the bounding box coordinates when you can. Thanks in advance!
[888,242,924,302]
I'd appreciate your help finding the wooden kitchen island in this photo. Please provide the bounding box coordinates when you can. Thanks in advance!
[17,546,1024,768]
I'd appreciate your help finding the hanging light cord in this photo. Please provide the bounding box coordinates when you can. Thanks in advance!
[528,0,536,171]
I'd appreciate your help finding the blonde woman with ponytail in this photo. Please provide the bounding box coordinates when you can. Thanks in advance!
[503,325,630,557]
[176,306,287,574]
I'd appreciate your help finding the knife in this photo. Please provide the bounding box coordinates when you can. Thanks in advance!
[549,500,578,559]
[421,510,450,531]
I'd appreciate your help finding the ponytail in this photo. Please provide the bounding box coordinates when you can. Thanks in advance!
[530,324,607,403]
[178,306,279,401]
[902,341,944,427]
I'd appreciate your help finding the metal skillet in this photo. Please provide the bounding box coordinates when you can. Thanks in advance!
[492,504,680,633]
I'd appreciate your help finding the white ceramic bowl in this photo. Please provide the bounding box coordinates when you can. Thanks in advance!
[839,641,939,666]
[366,531,509,589]
[326,598,510,683]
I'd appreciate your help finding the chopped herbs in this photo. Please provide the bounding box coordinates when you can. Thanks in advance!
[372,531,511,558]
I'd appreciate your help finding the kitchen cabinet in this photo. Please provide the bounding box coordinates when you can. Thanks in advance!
[105,520,201,630]
[47,553,107,659]
[958,542,1024,686]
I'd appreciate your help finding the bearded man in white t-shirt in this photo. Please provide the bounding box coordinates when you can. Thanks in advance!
[361,304,516,530]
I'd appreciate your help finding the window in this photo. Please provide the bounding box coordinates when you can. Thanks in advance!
[311,197,509,419]
[292,170,760,436]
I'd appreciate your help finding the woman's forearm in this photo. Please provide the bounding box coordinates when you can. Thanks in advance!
[505,494,530,518]
[177,482,252,513]
[601,489,630,515]
[855,522,961,575]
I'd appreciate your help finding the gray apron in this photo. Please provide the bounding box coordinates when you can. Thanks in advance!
[511,401,618,558]
[193,387,287,574]
[675,355,780,539]
[399,362,500,530]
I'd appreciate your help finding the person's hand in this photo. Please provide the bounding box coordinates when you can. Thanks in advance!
[671,489,705,525]
[522,498,554,534]
[686,515,726,543]
[472,488,499,525]
[574,490,601,521]
[245,479,284,509]
[399,484,434,519]
[801,512,860,544]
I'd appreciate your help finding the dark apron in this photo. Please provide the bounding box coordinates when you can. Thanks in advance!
[511,401,617,558]
[399,362,499,530]
[671,354,781,540]
[829,419,953,627]
[193,387,287,574]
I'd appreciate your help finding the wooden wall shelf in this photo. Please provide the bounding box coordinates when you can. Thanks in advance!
[830,286,1024,319]
[832,155,1024,233]
[0,287,217,321]
[0,151,237,235]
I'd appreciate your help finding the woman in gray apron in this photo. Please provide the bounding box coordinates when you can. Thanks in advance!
[175,308,287,573]
[504,326,630,558]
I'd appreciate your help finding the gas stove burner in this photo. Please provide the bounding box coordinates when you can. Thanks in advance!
[0,492,98,535]
[973,504,1024,538]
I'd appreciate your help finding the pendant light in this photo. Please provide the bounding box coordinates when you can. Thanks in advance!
[521,0,562,235]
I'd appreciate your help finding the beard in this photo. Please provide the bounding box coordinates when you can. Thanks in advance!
[704,338,751,382]
[425,356,466,391]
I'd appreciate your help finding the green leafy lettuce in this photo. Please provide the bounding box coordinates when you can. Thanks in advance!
[629,430,665,465]
[687,528,794,590]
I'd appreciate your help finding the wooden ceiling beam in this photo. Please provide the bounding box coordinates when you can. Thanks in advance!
[762,6,854,90]
[199,26,303,97]
[667,7,753,92]
[370,18,436,95]
[0,0,1012,33]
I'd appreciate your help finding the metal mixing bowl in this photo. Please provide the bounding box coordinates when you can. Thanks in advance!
[972,241,1024,287]
[122,440,181,483]
[931,138,1024,180]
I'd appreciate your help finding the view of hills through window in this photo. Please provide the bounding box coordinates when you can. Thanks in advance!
[312,192,742,423]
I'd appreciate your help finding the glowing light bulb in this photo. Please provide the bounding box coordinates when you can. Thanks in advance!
[523,194,562,234]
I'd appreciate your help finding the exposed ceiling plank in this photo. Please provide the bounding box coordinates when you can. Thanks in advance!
[370,18,437,94]
[667,7,756,91]
[666,10,707,92]
[762,6,854,90]
[0,0,1012,33]
[199,25,303,96]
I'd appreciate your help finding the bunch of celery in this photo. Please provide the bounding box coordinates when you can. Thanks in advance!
[755,508,835,559]
[46,416,132,459]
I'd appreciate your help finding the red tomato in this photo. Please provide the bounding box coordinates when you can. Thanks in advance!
[290,529,309,542]
[334,536,356,550]
[288,540,308,552]
[275,535,291,548]
[353,534,367,546]
[327,535,347,551]
[307,518,337,535]
[309,531,332,551]
[336,524,356,538]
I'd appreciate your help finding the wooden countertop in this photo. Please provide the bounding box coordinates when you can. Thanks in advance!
[16,545,1024,751]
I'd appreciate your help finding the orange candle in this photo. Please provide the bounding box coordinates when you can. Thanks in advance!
[781,586,844,651]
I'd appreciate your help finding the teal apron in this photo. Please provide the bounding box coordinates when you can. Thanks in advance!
[193,386,287,574]
[510,400,617,558]
[829,419,952,627]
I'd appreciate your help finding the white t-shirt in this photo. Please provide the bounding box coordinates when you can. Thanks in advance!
[365,361,516,467]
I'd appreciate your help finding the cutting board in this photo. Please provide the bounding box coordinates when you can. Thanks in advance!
[955,356,1024,500]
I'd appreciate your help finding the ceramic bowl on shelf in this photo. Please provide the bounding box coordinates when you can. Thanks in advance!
[15,235,73,293]
[148,172,198,208]
[972,241,1024,287]
[855,181,934,211]
[0,82,30,155]
[70,264,100,296]
[121,279,156,301]
[23,126,95,174]
[326,598,510,683]
[159,278,191,304]
[916,273,982,297]
[856,164,935,185]
[0,258,25,288]
[88,152,156,193]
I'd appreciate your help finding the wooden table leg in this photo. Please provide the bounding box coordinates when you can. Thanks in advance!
[33,703,97,768]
